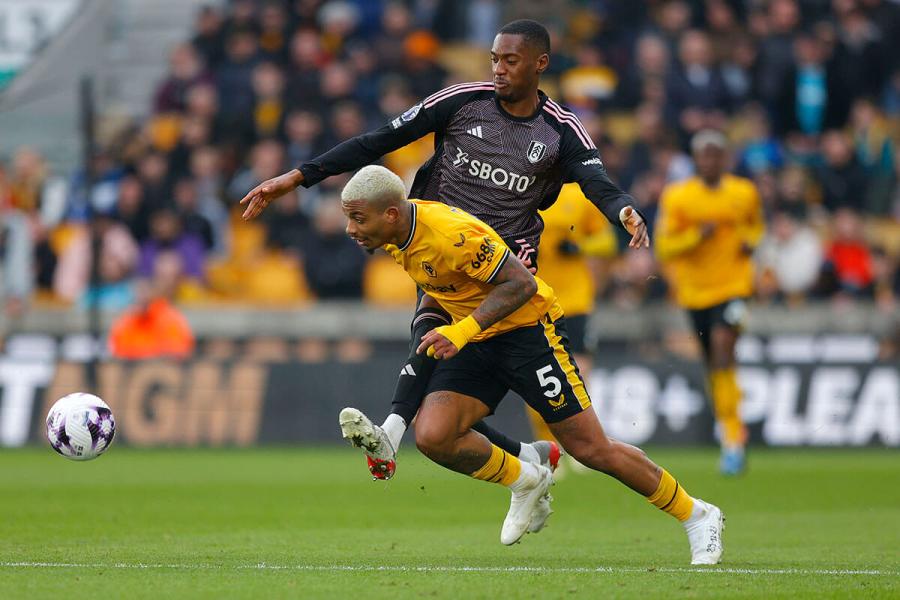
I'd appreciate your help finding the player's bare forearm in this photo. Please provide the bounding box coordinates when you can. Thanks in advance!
[471,256,537,330]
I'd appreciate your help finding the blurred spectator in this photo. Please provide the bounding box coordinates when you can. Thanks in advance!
[756,0,801,113]
[774,165,814,220]
[249,61,287,140]
[0,155,36,313]
[756,210,824,304]
[817,130,869,212]
[735,104,785,178]
[871,246,900,311]
[173,178,215,251]
[216,28,260,119]
[849,97,897,214]
[286,28,327,109]
[328,101,368,145]
[53,208,138,310]
[138,208,206,282]
[136,151,173,209]
[154,44,211,114]
[622,103,669,189]
[822,208,875,297]
[402,30,448,98]
[559,45,618,111]
[284,109,325,166]
[665,30,730,141]
[191,5,225,69]
[613,34,671,110]
[266,190,309,255]
[300,197,365,298]
[115,175,151,243]
[373,1,414,71]
[257,0,290,63]
[66,150,123,221]
[108,263,195,360]
[830,6,889,122]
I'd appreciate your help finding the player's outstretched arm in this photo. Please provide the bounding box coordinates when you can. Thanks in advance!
[417,254,537,359]
[240,169,305,220]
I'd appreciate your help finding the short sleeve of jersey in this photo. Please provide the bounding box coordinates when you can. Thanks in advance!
[450,222,512,284]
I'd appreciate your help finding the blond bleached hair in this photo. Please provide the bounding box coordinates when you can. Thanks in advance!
[341,165,406,208]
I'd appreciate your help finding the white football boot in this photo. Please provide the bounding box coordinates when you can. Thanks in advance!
[501,463,553,545]
[527,441,560,534]
[684,499,725,565]
[338,407,397,480]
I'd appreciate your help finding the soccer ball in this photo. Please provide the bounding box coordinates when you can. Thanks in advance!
[46,393,116,461]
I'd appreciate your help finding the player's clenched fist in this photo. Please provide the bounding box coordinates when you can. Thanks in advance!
[240,169,305,220]
[416,315,482,359]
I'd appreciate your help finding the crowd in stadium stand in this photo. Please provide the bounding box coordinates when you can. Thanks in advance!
[0,0,898,318]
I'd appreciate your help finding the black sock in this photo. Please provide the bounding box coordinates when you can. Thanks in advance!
[472,421,522,457]
[389,306,451,424]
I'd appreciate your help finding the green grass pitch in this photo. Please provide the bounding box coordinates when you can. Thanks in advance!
[1,446,897,599]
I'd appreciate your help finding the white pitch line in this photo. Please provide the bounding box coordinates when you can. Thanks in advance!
[0,562,895,577]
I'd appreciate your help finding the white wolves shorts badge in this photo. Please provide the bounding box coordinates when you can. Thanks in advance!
[527,140,547,163]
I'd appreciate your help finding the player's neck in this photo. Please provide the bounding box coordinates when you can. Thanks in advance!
[701,175,722,188]
[393,202,415,248]
[498,90,541,118]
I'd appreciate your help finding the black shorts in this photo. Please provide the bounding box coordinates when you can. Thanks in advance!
[564,313,588,355]
[688,298,748,358]
[425,314,591,423]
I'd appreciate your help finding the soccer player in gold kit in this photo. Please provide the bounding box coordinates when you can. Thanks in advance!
[655,130,764,475]
[338,165,724,563]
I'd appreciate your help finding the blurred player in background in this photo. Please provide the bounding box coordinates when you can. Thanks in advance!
[526,183,616,473]
[240,19,648,480]
[655,130,764,475]
[337,166,724,562]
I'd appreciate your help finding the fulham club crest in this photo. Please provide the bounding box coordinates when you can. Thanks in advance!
[527,140,547,164]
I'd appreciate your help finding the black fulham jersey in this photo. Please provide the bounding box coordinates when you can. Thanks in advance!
[297,81,634,259]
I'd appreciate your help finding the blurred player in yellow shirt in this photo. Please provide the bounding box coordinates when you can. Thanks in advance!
[655,130,764,475]
[526,184,616,458]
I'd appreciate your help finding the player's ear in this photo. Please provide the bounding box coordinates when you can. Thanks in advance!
[384,206,400,223]
[536,53,549,74]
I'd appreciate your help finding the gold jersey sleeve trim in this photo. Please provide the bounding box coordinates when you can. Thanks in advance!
[485,247,510,284]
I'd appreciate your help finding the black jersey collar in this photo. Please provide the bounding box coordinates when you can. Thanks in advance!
[398,202,417,251]
[494,90,549,122]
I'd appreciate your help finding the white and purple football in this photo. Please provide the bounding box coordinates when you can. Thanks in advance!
[46,393,116,461]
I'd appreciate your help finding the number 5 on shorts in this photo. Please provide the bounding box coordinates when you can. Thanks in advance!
[536,365,561,398]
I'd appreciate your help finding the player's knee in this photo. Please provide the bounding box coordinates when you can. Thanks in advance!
[414,420,453,462]
[565,438,623,474]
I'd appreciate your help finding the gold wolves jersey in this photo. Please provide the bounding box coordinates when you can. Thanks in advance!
[538,183,616,316]
[385,200,563,341]
[655,174,764,309]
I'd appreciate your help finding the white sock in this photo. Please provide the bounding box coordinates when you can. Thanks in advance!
[381,414,407,452]
[517,442,540,465]
[684,498,708,527]
[508,460,540,492]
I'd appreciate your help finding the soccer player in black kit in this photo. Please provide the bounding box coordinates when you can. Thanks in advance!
[241,20,651,499]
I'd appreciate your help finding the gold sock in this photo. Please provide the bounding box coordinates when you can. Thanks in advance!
[647,469,694,522]
[709,368,746,447]
[471,444,522,487]
[526,405,556,442]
